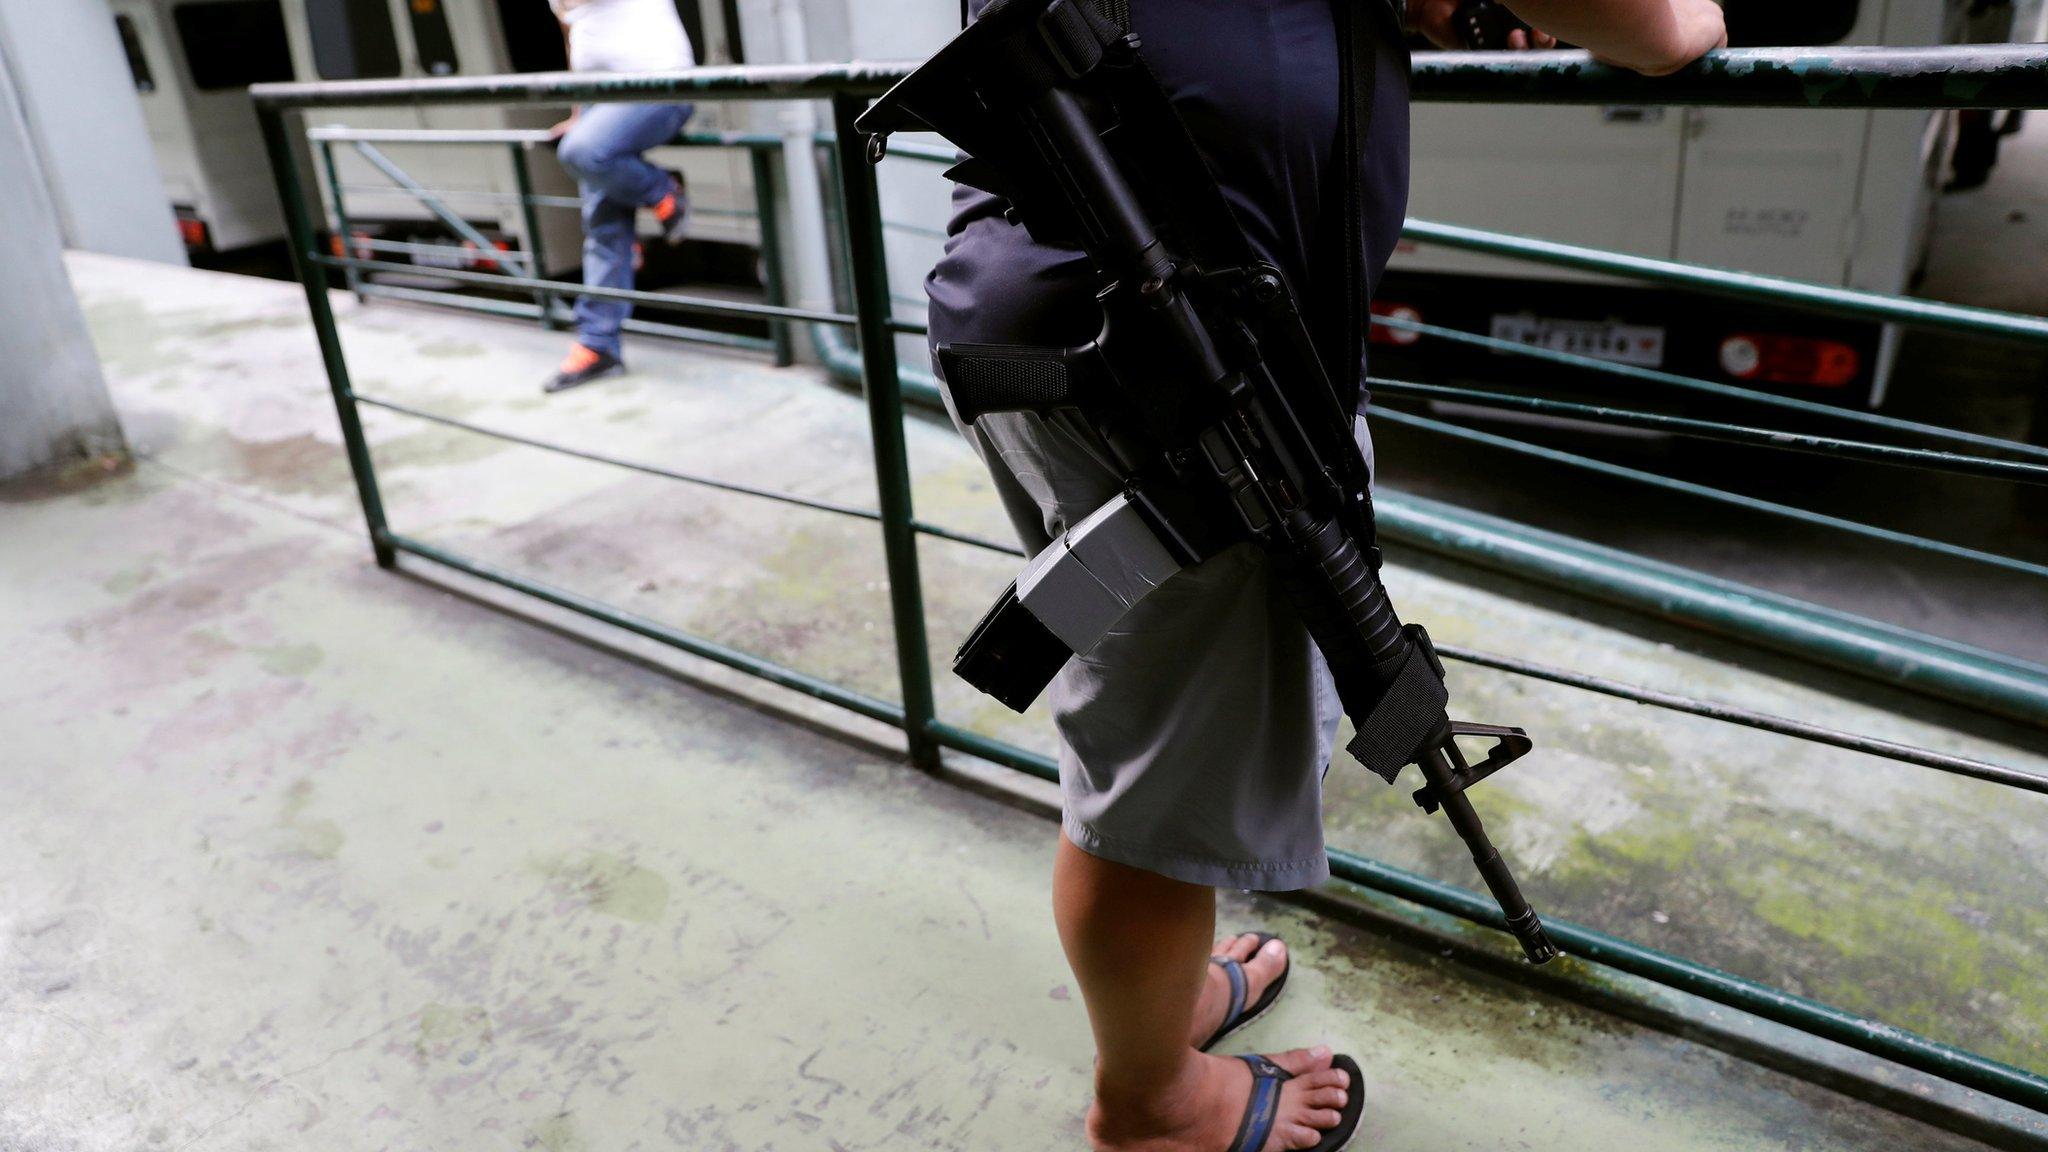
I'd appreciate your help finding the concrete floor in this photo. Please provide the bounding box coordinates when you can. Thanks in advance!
[2,254,2044,1149]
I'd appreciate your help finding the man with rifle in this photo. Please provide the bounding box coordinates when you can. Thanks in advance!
[874,1,1725,1148]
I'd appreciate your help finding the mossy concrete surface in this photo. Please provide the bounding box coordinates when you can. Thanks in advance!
[1,252,2037,1148]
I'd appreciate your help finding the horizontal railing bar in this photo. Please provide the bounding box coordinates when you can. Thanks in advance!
[345,234,522,263]
[1375,489,2048,723]
[312,123,788,151]
[355,394,885,520]
[1409,45,2048,109]
[887,316,930,336]
[672,128,788,150]
[386,531,906,724]
[586,310,772,350]
[355,282,777,352]
[1368,378,2048,486]
[254,62,912,108]
[357,391,1022,556]
[315,252,857,326]
[310,125,554,144]
[1374,408,2048,581]
[1431,642,2048,794]
[253,47,2048,112]
[338,183,583,209]
[910,519,1026,556]
[1404,218,2048,347]
[337,184,755,219]
[356,281,545,318]
[1370,313,2048,466]
[915,718,2048,1112]
[926,719,1058,782]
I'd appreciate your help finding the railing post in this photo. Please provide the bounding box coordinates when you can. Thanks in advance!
[750,145,795,366]
[509,141,561,329]
[829,94,939,771]
[259,104,396,569]
[317,140,364,304]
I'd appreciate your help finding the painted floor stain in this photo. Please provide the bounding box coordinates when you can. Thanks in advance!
[256,642,325,678]
[531,851,672,922]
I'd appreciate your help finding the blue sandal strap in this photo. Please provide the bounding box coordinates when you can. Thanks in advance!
[1210,955,1248,1032]
[1227,1054,1293,1152]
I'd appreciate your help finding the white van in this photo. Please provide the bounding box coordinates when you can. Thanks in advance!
[112,0,295,252]
[109,0,754,276]
[1378,0,1975,408]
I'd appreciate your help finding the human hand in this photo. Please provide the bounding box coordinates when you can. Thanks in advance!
[1408,0,1557,51]
[548,111,579,141]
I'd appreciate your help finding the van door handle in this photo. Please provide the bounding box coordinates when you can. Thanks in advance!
[1601,106,1666,125]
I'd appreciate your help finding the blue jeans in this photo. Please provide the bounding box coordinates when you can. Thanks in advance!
[555,101,695,359]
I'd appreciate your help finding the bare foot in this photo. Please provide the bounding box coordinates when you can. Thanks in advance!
[1089,1046,1351,1152]
[1189,933,1288,1049]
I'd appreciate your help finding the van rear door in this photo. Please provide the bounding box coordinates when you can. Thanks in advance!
[1404,102,1686,277]
[1671,0,1877,285]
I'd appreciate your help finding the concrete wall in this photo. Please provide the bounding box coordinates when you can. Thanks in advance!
[0,47,125,481]
[0,0,184,264]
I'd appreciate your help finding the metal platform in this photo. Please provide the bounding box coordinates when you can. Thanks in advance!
[1,252,2041,1149]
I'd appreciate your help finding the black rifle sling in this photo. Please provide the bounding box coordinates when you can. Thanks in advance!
[1336,0,1381,553]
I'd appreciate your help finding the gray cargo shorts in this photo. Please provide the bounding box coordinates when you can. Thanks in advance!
[954,404,1375,891]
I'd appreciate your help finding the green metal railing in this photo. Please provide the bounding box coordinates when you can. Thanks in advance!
[252,46,2048,1138]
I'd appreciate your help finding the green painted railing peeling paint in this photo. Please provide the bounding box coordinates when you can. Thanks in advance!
[250,45,2048,111]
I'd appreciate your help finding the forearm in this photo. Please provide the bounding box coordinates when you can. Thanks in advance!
[1498,0,1698,75]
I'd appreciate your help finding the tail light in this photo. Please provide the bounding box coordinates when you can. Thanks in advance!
[1719,333,1860,388]
[1369,302,1423,346]
[332,232,375,259]
[461,238,514,273]
[177,216,208,249]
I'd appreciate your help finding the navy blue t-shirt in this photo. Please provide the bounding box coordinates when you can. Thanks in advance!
[924,0,1411,413]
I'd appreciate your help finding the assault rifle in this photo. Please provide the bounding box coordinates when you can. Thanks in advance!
[859,0,1558,964]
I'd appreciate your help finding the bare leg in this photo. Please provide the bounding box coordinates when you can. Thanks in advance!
[1053,834,1352,1152]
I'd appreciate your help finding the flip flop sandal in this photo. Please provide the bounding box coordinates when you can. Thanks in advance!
[1201,932,1289,1052]
[1226,1053,1367,1152]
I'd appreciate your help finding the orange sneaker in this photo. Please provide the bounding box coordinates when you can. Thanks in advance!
[652,170,690,246]
[544,344,624,394]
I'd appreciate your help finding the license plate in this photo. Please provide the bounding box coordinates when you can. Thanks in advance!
[1490,315,1667,367]
[410,236,466,270]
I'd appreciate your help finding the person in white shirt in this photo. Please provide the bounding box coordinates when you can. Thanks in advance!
[543,0,697,392]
